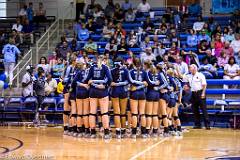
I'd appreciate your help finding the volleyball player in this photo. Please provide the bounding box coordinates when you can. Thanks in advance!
[85,55,112,139]
[110,57,129,139]
[128,58,148,138]
[72,58,90,137]
[144,61,160,137]
[63,56,77,136]
[156,64,171,137]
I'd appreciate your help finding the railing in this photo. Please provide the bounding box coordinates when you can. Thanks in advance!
[35,18,59,63]
[13,49,33,88]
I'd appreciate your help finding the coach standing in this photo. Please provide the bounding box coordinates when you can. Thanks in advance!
[75,0,86,21]
[184,64,210,130]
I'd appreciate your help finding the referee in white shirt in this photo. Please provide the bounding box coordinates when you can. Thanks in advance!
[184,64,210,130]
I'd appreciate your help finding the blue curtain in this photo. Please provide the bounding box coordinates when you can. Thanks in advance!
[212,0,240,14]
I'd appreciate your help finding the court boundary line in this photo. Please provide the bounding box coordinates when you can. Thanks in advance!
[128,138,168,160]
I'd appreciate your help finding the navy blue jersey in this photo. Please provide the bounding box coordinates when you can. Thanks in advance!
[157,72,170,90]
[168,76,183,99]
[146,71,159,91]
[128,68,147,91]
[72,68,89,91]
[64,65,77,88]
[86,64,112,89]
[110,67,129,98]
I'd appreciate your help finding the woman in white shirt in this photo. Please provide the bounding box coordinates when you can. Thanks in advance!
[223,57,240,80]
[37,56,50,75]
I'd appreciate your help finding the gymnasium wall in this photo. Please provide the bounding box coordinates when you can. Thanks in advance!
[5,0,211,18]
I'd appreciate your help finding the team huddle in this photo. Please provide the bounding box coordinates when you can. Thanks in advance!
[63,55,184,139]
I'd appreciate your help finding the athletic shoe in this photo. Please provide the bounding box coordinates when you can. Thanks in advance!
[163,132,170,137]
[141,134,148,139]
[177,131,183,136]
[152,133,158,138]
[131,134,137,139]
[116,134,121,139]
[90,134,97,139]
[103,134,111,139]
[77,133,83,138]
[63,130,69,135]
[68,131,74,136]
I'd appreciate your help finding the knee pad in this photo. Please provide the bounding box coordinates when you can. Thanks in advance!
[114,113,120,117]
[146,114,152,118]
[63,111,70,116]
[152,114,158,118]
[140,114,145,118]
[162,115,167,119]
[72,114,78,118]
[173,116,179,121]
[120,114,127,118]
[89,113,97,117]
[158,116,163,120]
[78,115,83,118]
[82,114,89,117]
[131,113,138,117]
[168,118,172,121]
[101,112,109,116]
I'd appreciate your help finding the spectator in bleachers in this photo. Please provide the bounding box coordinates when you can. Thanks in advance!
[153,41,166,62]
[104,0,115,18]
[162,8,173,24]
[49,52,57,68]
[193,16,204,32]
[223,27,235,43]
[12,18,23,33]
[121,0,133,12]
[52,58,64,78]
[57,41,72,61]
[143,17,155,34]
[11,30,21,46]
[140,47,156,63]
[75,0,86,21]
[169,29,180,47]
[230,33,240,57]
[93,4,104,21]
[175,56,189,75]
[199,57,217,79]
[155,23,168,35]
[105,38,117,56]
[114,3,124,23]
[83,38,97,54]
[104,53,113,67]
[168,42,180,62]
[178,0,188,19]
[77,24,90,41]
[223,57,240,81]
[211,25,222,39]
[198,40,209,55]
[114,23,126,43]
[125,8,135,22]
[22,65,34,97]
[137,0,151,16]
[187,29,198,47]
[2,38,21,87]
[19,4,27,21]
[212,33,224,57]
[73,20,82,36]
[27,2,34,24]
[45,73,57,97]
[217,50,229,68]
[222,41,234,57]
[127,31,138,48]
[202,23,211,36]
[188,0,202,16]
[34,2,47,26]
[86,18,97,34]
[86,0,96,18]
[70,39,78,52]
[204,50,217,67]
[101,20,115,41]
[140,36,153,52]
[37,56,50,75]
[198,30,211,45]
[117,38,129,55]
[22,19,34,44]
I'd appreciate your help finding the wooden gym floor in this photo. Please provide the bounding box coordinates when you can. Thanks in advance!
[0,127,240,160]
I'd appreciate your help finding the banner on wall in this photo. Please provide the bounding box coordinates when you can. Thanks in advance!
[212,0,240,14]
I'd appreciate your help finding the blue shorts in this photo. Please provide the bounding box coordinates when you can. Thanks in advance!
[159,93,170,103]
[111,87,128,99]
[168,98,177,108]
[76,87,89,99]
[69,91,76,100]
[146,90,160,101]
[130,90,146,100]
[63,86,70,94]
[89,87,108,98]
